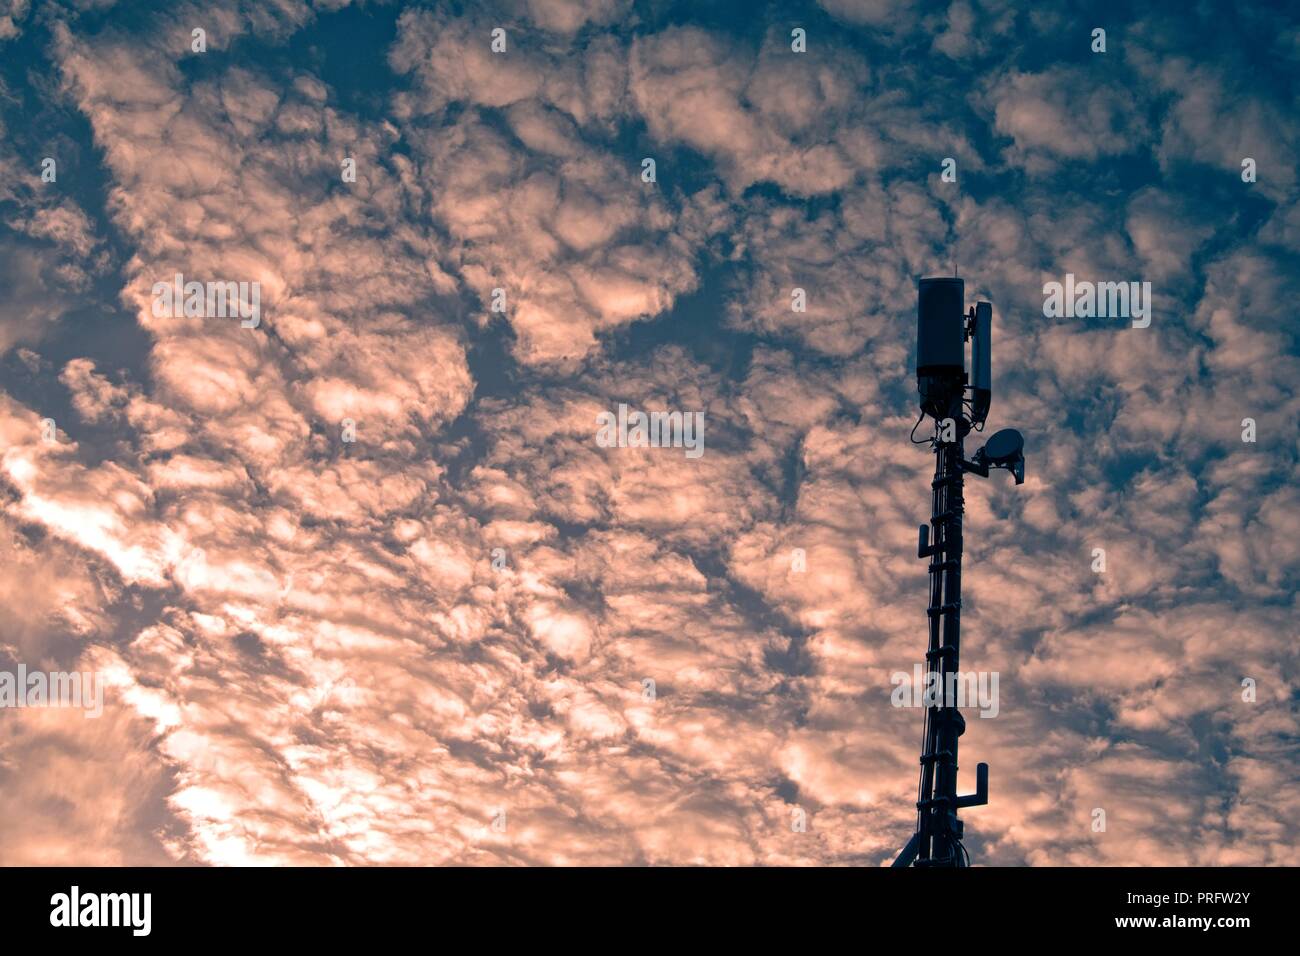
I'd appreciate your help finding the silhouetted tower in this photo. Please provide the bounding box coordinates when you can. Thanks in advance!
[893,278,1024,868]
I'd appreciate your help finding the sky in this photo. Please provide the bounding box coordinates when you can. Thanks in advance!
[0,0,1297,866]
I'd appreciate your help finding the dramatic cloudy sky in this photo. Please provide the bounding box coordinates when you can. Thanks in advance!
[1,0,1297,866]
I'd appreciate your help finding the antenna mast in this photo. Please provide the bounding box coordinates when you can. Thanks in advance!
[893,279,1024,868]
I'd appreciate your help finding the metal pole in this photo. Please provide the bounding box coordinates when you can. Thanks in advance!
[915,418,967,866]
[897,283,1010,869]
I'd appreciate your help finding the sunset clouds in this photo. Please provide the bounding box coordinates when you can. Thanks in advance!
[1,0,1297,868]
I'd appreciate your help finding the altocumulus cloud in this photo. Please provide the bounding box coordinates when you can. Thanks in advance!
[0,0,1297,866]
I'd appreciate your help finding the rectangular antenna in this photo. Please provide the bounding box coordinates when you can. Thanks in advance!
[970,301,991,425]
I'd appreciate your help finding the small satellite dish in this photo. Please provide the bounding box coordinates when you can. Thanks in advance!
[982,428,1023,466]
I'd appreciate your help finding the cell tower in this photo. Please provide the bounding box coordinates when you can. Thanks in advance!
[892,277,1025,868]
